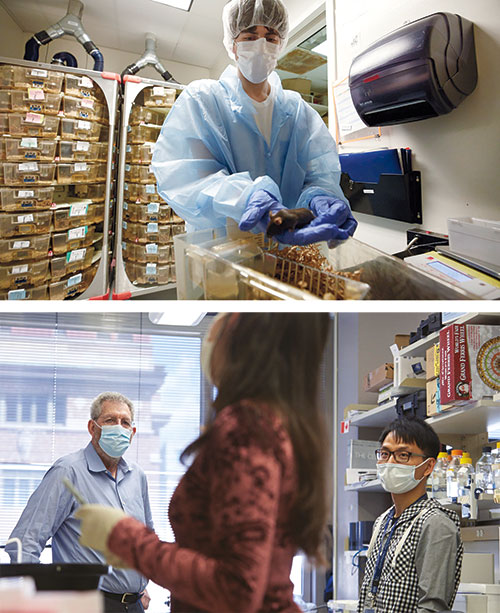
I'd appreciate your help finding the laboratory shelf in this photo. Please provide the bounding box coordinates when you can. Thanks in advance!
[349,312,500,433]
[344,479,385,493]
[460,494,498,510]
[349,399,397,428]
[426,399,500,434]
[389,381,426,397]
[398,313,500,358]
[438,493,499,522]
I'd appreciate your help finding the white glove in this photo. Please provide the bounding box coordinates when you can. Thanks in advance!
[75,504,129,568]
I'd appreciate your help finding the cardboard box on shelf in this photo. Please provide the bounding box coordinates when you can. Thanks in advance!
[439,324,500,405]
[394,334,411,349]
[363,363,394,393]
[426,344,440,380]
[426,378,440,416]
[343,403,377,419]
[281,78,311,95]
[440,432,489,464]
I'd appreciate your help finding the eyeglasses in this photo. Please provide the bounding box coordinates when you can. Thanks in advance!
[375,449,428,463]
[96,418,134,430]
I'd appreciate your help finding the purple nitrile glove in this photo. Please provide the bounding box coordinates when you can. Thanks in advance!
[274,196,357,245]
[239,189,285,234]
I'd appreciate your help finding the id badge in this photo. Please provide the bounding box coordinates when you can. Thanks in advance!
[364,592,375,612]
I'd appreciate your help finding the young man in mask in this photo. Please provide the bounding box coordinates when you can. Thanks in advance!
[151,0,357,245]
[357,417,463,613]
[6,392,153,613]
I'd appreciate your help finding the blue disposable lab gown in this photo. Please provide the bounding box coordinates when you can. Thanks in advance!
[151,65,349,231]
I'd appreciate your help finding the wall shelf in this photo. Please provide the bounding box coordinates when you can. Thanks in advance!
[349,399,397,428]
[398,313,500,359]
[426,400,500,434]
[345,479,385,493]
[348,313,500,434]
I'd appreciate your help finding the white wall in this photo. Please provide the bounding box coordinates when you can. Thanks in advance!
[356,312,429,404]
[334,0,500,254]
[0,4,210,84]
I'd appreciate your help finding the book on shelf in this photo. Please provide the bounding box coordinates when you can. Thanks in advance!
[378,383,394,404]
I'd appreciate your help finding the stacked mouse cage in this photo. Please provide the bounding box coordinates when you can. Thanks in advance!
[113,75,185,298]
[0,57,118,300]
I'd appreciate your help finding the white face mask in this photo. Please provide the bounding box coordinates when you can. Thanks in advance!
[236,38,280,84]
[377,458,430,494]
[200,314,227,386]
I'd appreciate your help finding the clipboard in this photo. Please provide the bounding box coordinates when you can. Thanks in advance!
[332,77,381,144]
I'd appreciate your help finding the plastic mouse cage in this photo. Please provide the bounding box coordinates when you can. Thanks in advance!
[175,227,369,300]
[174,226,479,301]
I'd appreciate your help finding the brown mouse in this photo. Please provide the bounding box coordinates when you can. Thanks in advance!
[266,208,315,237]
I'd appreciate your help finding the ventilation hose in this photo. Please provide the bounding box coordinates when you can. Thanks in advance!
[51,51,78,67]
[122,63,140,77]
[83,41,104,72]
[24,30,52,62]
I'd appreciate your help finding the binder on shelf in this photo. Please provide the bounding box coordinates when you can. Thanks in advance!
[340,148,422,224]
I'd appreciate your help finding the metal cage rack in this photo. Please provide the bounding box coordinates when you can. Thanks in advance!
[112,75,185,300]
[0,56,119,300]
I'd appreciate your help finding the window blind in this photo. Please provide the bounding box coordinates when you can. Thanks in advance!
[0,312,208,547]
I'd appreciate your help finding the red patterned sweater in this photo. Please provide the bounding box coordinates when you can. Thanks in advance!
[108,401,301,613]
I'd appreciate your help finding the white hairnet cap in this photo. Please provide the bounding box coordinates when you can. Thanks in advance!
[222,0,289,60]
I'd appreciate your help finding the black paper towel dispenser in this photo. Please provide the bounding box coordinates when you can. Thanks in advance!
[349,12,478,126]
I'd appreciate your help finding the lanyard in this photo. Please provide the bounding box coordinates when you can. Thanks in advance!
[370,509,398,596]
[370,494,428,597]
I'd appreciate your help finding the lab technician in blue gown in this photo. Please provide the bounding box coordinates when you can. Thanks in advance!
[151,0,357,245]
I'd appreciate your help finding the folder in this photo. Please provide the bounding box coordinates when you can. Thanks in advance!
[339,148,422,224]
[339,149,402,183]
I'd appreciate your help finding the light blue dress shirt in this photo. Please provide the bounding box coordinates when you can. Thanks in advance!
[6,442,154,594]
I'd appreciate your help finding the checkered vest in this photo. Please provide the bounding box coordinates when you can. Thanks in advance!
[357,497,463,613]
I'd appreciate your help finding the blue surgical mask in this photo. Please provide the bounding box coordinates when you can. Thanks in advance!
[93,421,132,458]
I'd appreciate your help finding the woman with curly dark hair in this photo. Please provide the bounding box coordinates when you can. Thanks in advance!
[77,312,331,613]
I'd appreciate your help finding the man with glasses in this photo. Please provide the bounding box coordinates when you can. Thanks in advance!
[357,417,463,613]
[6,392,153,612]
